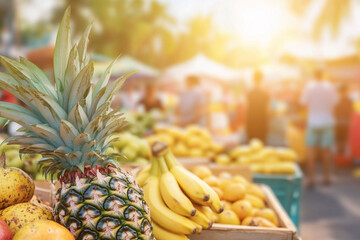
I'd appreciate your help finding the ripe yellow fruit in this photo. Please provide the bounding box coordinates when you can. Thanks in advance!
[232,175,249,186]
[255,208,279,226]
[192,166,212,179]
[217,209,240,225]
[215,154,231,165]
[219,179,232,191]
[0,168,35,209]
[203,176,220,187]
[244,194,265,209]
[221,200,232,210]
[212,187,224,200]
[1,202,53,234]
[231,200,253,220]
[249,139,263,152]
[13,220,74,240]
[241,216,253,226]
[218,171,232,180]
[242,216,276,228]
[246,184,265,200]
[223,183,246,202]
[250,208,259,216]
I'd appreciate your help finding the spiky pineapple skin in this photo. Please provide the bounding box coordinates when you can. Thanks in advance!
[54,168,154,240]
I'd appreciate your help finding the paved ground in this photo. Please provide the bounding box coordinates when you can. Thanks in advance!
[300,167,360,240]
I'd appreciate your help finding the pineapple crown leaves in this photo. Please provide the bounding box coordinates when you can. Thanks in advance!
[0,7,134,178]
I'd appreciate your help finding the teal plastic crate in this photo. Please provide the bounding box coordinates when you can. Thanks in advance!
[253,164,302,229]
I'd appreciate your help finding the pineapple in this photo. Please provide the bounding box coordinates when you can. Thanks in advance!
[0,7,154,240]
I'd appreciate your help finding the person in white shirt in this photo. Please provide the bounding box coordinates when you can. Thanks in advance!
[300,69,338,188]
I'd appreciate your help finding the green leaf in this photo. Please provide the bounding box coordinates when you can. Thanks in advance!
[0,101,42,129]
[31,124,65,147]
[54,6,72,105]
[60,120,80,148]
[93,57,118,97]
[73,133,90,151]
[19,57,57,100]
[68,103,89,132]
[78,23,93,68]
[68,62,93,112]
[81,139,98,152]
[96,71,135,111]
[84,115,102,138]
[20,86,67,130]
[54,145,73,154]
[63,44,80,110]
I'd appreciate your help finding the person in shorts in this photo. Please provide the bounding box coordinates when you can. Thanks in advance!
[300,69,338,188]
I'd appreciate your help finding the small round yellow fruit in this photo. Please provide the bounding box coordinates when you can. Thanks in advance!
[217,209,240,225]
[192,166,212,179]
[244,194,265,209]
[231,200,253,220]
[223,183,246,202]
[203,176,220,187]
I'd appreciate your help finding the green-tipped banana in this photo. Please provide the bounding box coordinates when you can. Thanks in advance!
[158,156,196,217]
[142,160,198,235]
[165,152,210,203]
[152,221,190,240]
[188,208,213,229]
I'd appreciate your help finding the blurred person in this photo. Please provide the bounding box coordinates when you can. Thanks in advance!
[334,84,352,157]
[300,69,338,188]
[138,84,164,112]
[176,75,208,127]
[118,83,141,112]
[245,69,270,143]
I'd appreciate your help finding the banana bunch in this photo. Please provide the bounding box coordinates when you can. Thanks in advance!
[137,142,223,240]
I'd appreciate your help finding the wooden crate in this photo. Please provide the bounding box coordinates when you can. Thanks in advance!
[189,185,299,240]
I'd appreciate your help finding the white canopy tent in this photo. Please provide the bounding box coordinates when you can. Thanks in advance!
[161,54,242,82]
[94,55,159,77]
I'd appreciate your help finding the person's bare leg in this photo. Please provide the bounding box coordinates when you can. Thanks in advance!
[321,148,332,184]
[307,147,316,187]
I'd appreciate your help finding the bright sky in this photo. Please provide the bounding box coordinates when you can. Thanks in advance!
[20,0,360,59]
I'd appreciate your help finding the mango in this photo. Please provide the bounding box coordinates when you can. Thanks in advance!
[0,168,35,209]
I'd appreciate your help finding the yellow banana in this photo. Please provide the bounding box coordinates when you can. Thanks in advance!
[136,165,151,187]
[188,208,213,229]
[196,205,215,222]
[143,160,198,235]
[152,221,190,240]
[158,156,196,217]
[165,152,210,203]
[188,176,223,213]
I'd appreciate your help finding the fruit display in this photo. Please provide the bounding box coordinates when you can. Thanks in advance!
[215,139,298,174]
[13,220,75,240]
[190,165,280,228]
[136,142,223,240]
[107,132,151,165]
[147,125,224,158]
[0,8,154,240]
[125,112,156,137]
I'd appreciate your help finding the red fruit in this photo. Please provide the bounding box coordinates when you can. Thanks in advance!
[0,219,12,240]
